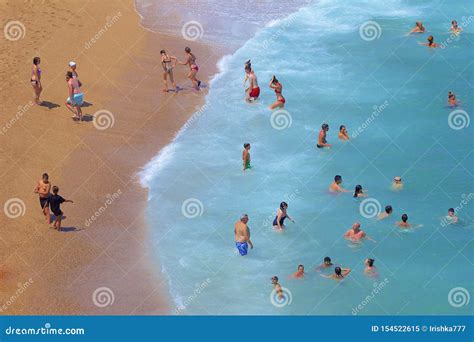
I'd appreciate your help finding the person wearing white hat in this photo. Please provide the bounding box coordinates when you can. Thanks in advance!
[68,61,82,87]
[392,176,403,191]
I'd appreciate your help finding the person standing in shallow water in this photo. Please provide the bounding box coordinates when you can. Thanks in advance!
[234,214,253,256]
[317,123,331,148]
[179,47,201,90]
[242,143,251,171]
[273,202,295,230]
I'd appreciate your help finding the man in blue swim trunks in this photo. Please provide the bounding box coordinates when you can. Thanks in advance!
[234,214,253,256]
[65,71,84,121]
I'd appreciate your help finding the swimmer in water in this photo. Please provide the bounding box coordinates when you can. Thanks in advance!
[421,35,438,48]
[244,62,260,102]
[338,125,349,141]
[271,276,284,299]
[268,75,285,110]
[353,185,368,198]
[446,208,458,224]
[364,258,378,277]
[377,205,393,220]
[320,266,351,281]
[160,50,178,92]
[317,123,331,148]
[450,20,462,34]
[315,257,333,272]
[344,222,376,242]
[396,214,411,228]
[292,265,305,278]
[242,143,251,171]
[410,21,425,34]
[448,91,459,107]
[273,202,295,230]
[329,175,350,193]
[392,176,403,190]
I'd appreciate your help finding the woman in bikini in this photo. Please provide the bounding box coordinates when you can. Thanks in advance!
[65,71,84,121]
[31,56,43,105]
[268,75,285,110]
[179,47,201,90]
[160,50,178,92]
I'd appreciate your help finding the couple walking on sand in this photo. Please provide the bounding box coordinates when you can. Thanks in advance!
[160,46,201,92]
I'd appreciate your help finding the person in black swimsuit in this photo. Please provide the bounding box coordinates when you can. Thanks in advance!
[49,186,73,231]
[273,202,295,230]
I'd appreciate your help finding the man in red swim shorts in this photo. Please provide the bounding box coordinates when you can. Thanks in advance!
[244,63,260,102]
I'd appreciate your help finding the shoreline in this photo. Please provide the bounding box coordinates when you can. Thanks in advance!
[0,0,226,314]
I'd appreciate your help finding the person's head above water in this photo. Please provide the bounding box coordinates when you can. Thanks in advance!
[401,214,408,222]
[365,258,375,267]
[354,185,363,197]
[385,205,393,214]
[271,276,278,284]
[339,125,346,132]
[452,20,458,26]
[352,222,361,231]
[448,208,455,216]
[427,35,434,44]
[334,175,342,184]
[185,47,191,53]
[240,214,249,223]
[280,202,288,210]
[297,265,304,272]
[334,266,342,276]
[416,21,423,28]
[322,123,329,131]
[243,143,250,149]
[324,256,332,265]
[393,176,402,184]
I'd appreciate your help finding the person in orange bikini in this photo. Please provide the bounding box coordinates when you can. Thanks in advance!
[179,47,201,90]
[268,75,285,110]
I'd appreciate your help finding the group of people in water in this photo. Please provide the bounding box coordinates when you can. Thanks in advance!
[30,57,85,121]
[234,20,465,298]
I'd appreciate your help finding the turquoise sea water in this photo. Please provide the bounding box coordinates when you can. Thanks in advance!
[140,0,474,314]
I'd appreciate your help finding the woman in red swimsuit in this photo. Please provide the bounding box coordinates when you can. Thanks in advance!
[179,47,201,90]
[269,75,285,110]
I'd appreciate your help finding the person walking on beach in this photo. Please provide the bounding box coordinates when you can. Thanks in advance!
[160,50,178,92]
[179,47,201,90]
[244,61,260,102]
[65,71,84,121]
[31,57,42,105]
[268,75,285,110]
[33,173,51,224]
[234,214,253,256]
[242,143,251,171]
[317,123,331,148]
[273,201,295,231]
[49,186,73,231]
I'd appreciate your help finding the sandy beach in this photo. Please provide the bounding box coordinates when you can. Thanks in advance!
[0,0,224,314]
